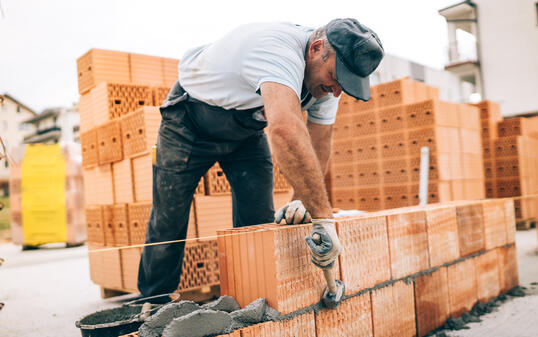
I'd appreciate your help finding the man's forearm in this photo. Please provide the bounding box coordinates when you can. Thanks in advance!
[268,119,332,219]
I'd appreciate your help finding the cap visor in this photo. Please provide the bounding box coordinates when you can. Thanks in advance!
[335,56,371,101]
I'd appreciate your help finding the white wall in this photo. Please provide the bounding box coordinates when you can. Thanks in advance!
[475,0,538,115]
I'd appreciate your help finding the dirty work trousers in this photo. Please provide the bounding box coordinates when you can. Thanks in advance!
[137,82,275,297]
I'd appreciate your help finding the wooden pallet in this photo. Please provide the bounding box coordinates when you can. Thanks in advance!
[516,217,536,230]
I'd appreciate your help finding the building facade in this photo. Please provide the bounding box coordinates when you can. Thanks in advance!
[0,94,36,193]
[22,104,80,144]
[439,0,538,116]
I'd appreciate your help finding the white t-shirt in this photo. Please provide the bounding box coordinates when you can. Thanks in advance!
[177,22,339,125]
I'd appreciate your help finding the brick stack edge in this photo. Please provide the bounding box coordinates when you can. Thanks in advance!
[330,77,485,212]
[217,198,518,336]
[78,48,294,295]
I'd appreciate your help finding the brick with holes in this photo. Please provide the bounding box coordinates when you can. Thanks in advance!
[381,158,409,184]
[378,106,406,132]
[414,268,450,336]
[456,202,485,257]
[128,202,152,244]
[356,161,381,186]
[132,154,153,202]
[354,136,379,161]
[337,214,391,293]
[76,48,130,95]
[80,129,99,168]
[97,120,123,165]
[497,244,519,293]
[386,209,429,278]
[383,184,410,209]
[353,111,378,136]
[380,132,407,158]
[424,204,459,267]
[447,258,478,317]
[121,107,161,158]
[331,138,355,164]
[475,249,501,302]
[405,99,460,128]
[356,187,382,211]
[205,162,232,195]
[112,159,134,203]
[371,280,416,337]
[315,292,373,337]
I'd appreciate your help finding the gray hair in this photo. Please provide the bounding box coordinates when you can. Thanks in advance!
[308,25,335,61]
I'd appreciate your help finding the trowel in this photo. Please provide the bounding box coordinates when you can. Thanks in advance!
[311,233,345,309]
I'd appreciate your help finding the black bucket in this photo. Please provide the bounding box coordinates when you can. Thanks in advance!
[75,294,178,337]
[75,304,154,337]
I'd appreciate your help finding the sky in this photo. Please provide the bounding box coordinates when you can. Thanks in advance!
[0,0,457,113]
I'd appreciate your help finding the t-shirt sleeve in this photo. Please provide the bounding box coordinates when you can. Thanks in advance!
[307,94,340,125]
[241,36,305,100]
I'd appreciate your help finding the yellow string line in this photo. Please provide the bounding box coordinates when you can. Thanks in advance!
[87,194,538,254]
[87,222,314,254]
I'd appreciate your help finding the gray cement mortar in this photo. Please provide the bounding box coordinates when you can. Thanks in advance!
[138,301,200,337]
[161,309,232,337]
[201,295,240,313]
[229,298,266,324]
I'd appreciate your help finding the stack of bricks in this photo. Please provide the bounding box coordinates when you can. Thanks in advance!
[477,99,538,222]
[330,77,484,212]
[78,48,217,294]
[79,48,295,296]
[216,197,518,336]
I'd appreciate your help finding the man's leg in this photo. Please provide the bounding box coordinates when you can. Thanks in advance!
[138,108,214,297]
[219,133,275,228]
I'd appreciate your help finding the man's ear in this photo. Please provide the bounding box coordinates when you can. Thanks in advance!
[308,39,324,58]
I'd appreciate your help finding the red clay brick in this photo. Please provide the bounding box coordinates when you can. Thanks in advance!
[475,249,501,302]
[120,246,141,292]
[386,210,429,279]
[504,199,516,244]
[315,292,373,337]
[337,215,391,293]
[97,120,123,165]
[121,107,161,158]
[424,205,460,267]
[239,312,316,336]
[371,281,416,337]
[497,245,519,293]
[414,268,450,336]
[87,243,105,285]
[102,205,115,247]
[482,199,507,249]
[218,224,340,315]
[455,203,485,257]
[447,258,478,317]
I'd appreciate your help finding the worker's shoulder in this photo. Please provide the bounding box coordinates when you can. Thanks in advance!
[232,21,314,45]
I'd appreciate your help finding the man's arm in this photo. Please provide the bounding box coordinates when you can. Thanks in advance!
[260,82,332,219]
[307,121,333,176]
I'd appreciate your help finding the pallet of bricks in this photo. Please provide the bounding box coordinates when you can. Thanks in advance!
[214,198,518,336]
[328,77,484,212]
[477,99,538,230]
[78,48,295,298]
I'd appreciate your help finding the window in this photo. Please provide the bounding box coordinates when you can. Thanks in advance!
[17,106,21,113]
[536,2,538,26]
[4,159,8,168]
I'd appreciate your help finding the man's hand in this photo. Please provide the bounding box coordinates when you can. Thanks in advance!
[305,219,343,269]
[275,200,312,225]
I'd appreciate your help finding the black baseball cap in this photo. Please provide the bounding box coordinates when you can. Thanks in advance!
[326,18,384,101]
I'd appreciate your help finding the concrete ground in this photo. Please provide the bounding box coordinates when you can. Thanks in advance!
[0,230,537,337]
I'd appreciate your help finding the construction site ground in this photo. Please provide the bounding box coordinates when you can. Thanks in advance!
[0,229,537,337]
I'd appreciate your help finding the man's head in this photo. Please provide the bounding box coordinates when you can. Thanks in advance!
[305,18,384,101]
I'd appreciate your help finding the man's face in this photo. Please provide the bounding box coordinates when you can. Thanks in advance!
[304,42,343,99]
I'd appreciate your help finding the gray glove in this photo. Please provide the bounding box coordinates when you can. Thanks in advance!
[274,200,312,225]
[305,219,343,269]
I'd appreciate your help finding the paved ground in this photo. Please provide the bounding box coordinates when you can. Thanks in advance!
[0,230,537,337]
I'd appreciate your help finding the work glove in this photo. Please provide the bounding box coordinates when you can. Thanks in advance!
[274,200,312,225]
[305,219,343,269]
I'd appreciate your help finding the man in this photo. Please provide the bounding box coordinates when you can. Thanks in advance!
[137,18,384,301]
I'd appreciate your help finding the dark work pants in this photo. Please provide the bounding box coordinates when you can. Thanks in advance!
[137,83,275,297]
